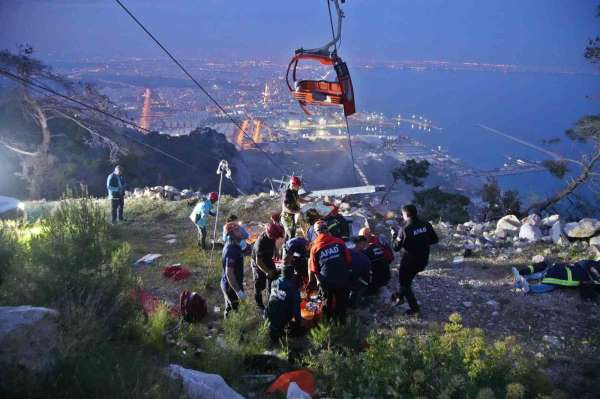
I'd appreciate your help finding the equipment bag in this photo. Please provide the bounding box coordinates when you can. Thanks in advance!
[180,290,207,323]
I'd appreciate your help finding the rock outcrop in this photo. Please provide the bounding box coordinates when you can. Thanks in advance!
[0,306,59,373]
[168,364,245,399]
[563,218,600,239]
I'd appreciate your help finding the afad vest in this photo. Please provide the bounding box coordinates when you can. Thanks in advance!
[316,242,349,287]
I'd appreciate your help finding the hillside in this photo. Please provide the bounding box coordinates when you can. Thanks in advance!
[2,192,599,398]
[0,97,249,199]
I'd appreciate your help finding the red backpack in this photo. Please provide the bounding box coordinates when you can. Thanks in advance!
[180,290,207,323]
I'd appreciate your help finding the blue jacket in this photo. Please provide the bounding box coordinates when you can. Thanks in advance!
[267,276,301,330]
[190,200,214,228]
[221,242,244,288]
[106,173,125,199]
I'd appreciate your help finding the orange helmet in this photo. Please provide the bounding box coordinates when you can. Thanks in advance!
[290,176,302,187]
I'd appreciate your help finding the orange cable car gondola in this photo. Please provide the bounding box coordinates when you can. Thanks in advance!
[286,0,356,117]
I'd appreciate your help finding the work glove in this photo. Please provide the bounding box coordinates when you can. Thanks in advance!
[237,291,247,301]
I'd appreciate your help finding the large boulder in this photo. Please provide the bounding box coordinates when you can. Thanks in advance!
[168,364,245,399]
[522,214,541,227]
[519,224,542,242]
[563,218,600,239]
[495,215,521,236]
[551,221,568,245]
[0,306,59,373]
[541,214,560,227]
[589,235,600,247]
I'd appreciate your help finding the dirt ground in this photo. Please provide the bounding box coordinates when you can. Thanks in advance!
[118,196,600,398]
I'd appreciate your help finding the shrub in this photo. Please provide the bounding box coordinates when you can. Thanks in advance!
[305,313,551,398]
[133,302,173,352]
[0,196,179,398]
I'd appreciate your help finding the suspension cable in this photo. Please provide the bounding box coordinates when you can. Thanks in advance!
[113,0,285,175]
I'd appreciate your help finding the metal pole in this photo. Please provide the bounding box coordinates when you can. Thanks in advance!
[211,162,225,251]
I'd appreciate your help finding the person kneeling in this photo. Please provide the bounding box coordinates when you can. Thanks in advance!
[266,264,305,342]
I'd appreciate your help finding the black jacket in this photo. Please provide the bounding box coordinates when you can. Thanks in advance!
[393,218,438,271]
[252,232,277,274]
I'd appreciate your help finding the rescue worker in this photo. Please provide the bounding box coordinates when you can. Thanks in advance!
[512,259,600,295]
[221,225,248,318]
[284,236,309,285]
[348,237,372,307]
[106,165,126,224]
[223,214,250,255]
[309,220,352,322]
[189,192,218,250]
[266,264,304,342]
[282,176,309,241]
[357,227,393,293]
[392,204,439,315]
[251,223,285,311]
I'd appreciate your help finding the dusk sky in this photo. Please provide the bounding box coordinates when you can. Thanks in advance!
[0,0,598,68]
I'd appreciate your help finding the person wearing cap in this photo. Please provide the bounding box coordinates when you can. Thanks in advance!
[223,215,250,255]
[284,236,310,285]
[392,204,439,315]
[266,264,304,342]
[308,220,352,322]
[282,176,309,241]
[356,227,393,293]
[189,192,219,250]
[221,224,248,318]
[107,165,126,224]
[251,223,285,311]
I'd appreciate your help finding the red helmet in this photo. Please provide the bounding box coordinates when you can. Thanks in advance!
[290,176,302,187]
[266,223,285,240]
[208,192,219,202]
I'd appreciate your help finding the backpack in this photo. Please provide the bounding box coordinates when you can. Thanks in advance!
[180,290,207,323]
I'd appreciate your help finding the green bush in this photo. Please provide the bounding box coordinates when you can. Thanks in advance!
[0,196,181,398]
[133,302,173,352]
[305,313,551,398]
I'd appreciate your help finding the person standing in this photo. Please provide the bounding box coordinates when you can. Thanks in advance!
[221,227,247,318]
[106,165,126,224]
[189,192,219,250]
[392,204,438,315]
[251,223,285,311]
[281,176,308,241]
[308,220,352,322]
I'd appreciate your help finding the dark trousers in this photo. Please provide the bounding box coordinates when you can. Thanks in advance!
[197,226,207,250]
[322,284,349,323]
[111,197,124,222]
[252,266,273,308]
[398,266,420,311]
[220,279,239,317]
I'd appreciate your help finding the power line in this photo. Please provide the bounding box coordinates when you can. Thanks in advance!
[114,0,286,175]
